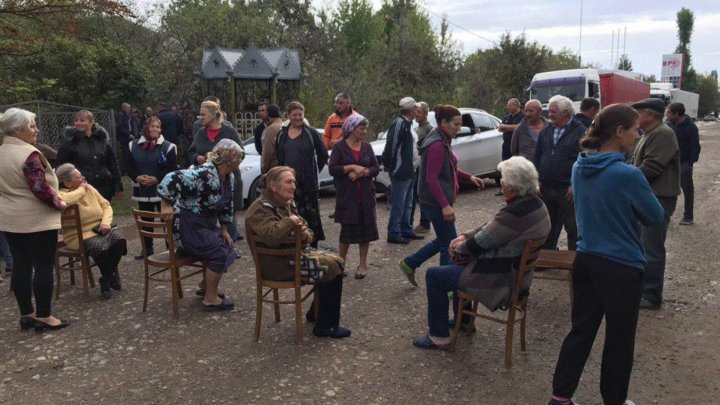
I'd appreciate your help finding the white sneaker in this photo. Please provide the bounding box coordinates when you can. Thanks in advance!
[624,400,635,405]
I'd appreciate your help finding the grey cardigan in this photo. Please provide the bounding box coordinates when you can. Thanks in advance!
[510,118,547,161]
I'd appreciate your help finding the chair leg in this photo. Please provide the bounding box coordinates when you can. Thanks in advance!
[520,300,528,352]
[176,277,183,299]
[142,263,149,313]
[88,266,95,288]
[505,307,517,369]
[81,258,90,297]
[450,296,467,351]
[273,289,281,322]
[294,287,303,344]
[171,266,180,318]
[54,255,62,300]
[254,286,263,342]
[69,260,76,286]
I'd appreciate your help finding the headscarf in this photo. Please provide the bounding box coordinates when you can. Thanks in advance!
[206,139,245,164]
[341,113,367,140]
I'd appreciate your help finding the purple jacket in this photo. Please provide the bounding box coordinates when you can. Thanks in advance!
[329,140,380,225]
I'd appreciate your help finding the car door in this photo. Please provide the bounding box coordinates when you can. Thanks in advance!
[452,113,481,175]
[469,112,503,175]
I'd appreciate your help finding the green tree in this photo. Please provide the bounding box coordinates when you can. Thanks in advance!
[617,54,633,71]
[643,74,658,83]
[674,7,695,91]
[696,73,719,117]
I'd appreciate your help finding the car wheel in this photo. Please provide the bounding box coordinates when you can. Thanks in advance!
[247,176,262,205]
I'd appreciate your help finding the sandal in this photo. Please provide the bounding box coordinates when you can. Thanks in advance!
[354,266,367,280]
[412,335,450,351]
[195,289,226,299]
[203,298,234,311]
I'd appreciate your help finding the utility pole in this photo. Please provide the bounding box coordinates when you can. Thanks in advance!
[578,0,583,66]
[611,30,615,66]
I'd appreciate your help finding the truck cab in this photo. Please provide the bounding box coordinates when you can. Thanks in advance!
[529,69,600,113]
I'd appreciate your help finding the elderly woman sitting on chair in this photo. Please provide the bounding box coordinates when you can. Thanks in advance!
[245,166,351,338]
[56,163,127,300]
[412,156,550,350]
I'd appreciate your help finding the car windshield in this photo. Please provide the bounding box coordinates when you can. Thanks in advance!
[530,76,586,103]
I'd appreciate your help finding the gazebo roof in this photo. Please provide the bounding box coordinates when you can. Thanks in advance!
[200,47,302,80]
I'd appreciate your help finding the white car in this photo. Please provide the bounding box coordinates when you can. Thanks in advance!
[371,108,503,194]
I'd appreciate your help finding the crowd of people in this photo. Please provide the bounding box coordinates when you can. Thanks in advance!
[0,88,703,404]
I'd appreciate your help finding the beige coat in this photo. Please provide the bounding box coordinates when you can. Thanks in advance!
[0,136,61,233]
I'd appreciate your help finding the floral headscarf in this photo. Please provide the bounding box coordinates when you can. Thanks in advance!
[341,113,368,140]
[206,139,245,164]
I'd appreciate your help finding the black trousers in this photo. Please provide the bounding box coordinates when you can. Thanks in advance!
[94,239,126,287]
[540,184,577,250]
[138,201,161,254]
[315,275,343,329]
[501,132,513,161]
[552,252,643,405]
[680,164,694,220]
[6,230,58,318]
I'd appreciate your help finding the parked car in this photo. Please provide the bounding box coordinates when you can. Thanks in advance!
[371,108,503,196]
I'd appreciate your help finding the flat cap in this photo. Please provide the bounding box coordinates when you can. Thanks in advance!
[631,98,666,114]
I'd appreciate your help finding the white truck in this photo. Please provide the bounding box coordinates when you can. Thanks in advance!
[649,82,699,119]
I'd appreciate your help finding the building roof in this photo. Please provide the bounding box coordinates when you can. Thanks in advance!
[200,47,302,80]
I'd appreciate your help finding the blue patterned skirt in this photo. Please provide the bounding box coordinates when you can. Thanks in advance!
[174,209,235,273]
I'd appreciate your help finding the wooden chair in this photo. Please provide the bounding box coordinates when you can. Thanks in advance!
[245,219,318,343]
[132,209,207,318]
[450,238,545,368]
[534,249,576,310]
[55,204,97,298]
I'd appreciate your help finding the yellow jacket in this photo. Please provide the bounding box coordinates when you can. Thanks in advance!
[58,185,113,250]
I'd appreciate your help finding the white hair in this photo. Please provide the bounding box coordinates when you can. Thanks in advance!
[497,156,539,197]
[55,163,77,184]
[548,95,575,117]
[0,108,36,138]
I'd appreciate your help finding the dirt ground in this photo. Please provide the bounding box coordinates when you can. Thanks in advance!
[0,122,718,404]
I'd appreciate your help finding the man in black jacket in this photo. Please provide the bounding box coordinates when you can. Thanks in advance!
[533,95,586,250]
[116,102,136,175]
[573,97,599,128]
[666,102,701,225]
[253,101,269,154]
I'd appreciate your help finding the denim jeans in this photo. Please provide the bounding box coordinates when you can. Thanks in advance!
[227,212,240,242]
[640,196,676,304]
[403,204,457,269]
[388,177,414,238]
[680,164,694,220]
[0,231,13,270]
[425,264,464,338]
[410,170,430,228]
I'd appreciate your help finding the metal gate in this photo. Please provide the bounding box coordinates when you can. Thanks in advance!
[0,100,116,149]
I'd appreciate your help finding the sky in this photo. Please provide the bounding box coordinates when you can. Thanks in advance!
[137,0,719,79]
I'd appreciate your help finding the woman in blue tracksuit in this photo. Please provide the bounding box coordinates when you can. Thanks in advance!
[548,104,664,405]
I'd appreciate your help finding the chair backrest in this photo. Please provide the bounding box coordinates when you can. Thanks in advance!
[60,204,86,249]
[244,217,304,287]
[131,209,177,260]
[511,238,546,306]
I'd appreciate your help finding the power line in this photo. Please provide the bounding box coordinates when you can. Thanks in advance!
[419,4,496,45]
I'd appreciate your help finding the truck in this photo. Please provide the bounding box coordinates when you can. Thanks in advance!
[649,82,699,119]
[528,68,650,112]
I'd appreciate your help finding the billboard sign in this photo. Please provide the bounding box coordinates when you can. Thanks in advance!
[661,54,684,88]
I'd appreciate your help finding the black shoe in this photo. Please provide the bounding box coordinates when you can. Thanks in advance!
[313,325,351,338]
[34,319,70,332]
[203,298,234,311]
[305,304,316,322]
[236,235,244,241]
[403,232,425,240]
[387,236,410,244]
[134,253,146,260]
[195,289,226,299]
[99,277,112,299]
[20,316,36,331]
[328,212,336,219]
[639,297,661,310]
[679,217,694,225]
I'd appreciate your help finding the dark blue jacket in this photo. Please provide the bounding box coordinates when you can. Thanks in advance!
[381,115,414,180]
[533,118,586,187]
[158,110,184,144]
[126,136,178,202]
[668,116,700,165]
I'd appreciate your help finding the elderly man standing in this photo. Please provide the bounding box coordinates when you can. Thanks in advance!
[511,99,546,161]
[533,95,586,251]
[252,101,270,155]
[631,98,681,309]
[666,102,700,225]
[382,97,424,244]
[412,101,433,234]
[323,93,357,150]
[116,102,136,175]
[497,98,525,195]
[573,97,600,128]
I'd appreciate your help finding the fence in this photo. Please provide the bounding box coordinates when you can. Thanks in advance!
[233,110,290,143]
[0,100,116,149]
